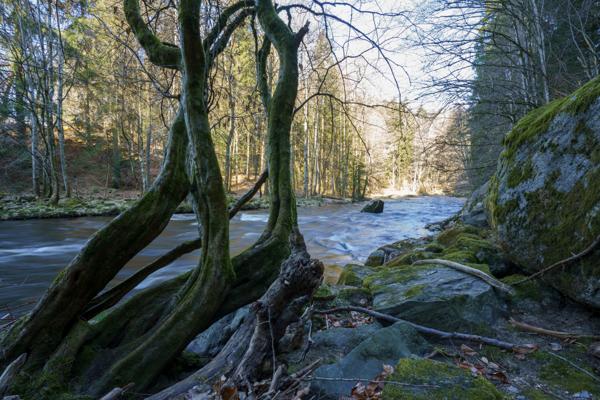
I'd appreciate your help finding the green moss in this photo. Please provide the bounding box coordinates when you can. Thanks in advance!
[437,225,483,247]
[502,75,600,161]
[382,358,504,400]
[500,274,543,301]
[424,242,445,253]
[386,250,434,267]
[314,284,334,299]
[338,269,361,286]
[363,266,423,290]
[521,388,553,400]
[507,160,534,188]
[534,351,600,396]
[403,284,425,298]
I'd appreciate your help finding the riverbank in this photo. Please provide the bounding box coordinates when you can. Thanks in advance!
[0,194,351,221]
[271,218,600,399]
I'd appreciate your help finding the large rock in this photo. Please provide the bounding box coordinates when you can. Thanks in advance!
[364,264,507,332]
[487,77,600,308]
[361,199,384,213]
[311,322,429,399]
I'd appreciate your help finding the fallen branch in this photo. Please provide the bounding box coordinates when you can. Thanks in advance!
[83,170,268,319]
[512,234,600,285]
[546,351,600,384]
[314,306,529,352]
[227,169,268,217]
[0,353,26,396]
[413,259,515,295]
[305,376,439,388]
[509,318,600,341]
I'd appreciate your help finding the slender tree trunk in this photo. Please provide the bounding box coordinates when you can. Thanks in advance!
[56,53,69,197]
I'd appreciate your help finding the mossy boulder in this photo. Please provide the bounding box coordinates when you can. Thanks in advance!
[311,322,429,399]
[365,237,431,267]
[487,76,600,308]
[382,358,503,399]
[338,264,376,286]
[365,264,507,332]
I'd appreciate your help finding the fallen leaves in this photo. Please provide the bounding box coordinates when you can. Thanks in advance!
[455,343,513,384]
[325,311,373,329]
[349,364,395,400]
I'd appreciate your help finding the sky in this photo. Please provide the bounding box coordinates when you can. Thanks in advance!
[287,0,477,111]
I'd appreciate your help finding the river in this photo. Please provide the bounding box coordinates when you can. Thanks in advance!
[0,196,463,314]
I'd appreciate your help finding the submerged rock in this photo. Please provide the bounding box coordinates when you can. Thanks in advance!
[487,76,600,308]
[311,322,429,399]
[361,199,384,213]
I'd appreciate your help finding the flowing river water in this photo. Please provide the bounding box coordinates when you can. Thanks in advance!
[0,196,463,315]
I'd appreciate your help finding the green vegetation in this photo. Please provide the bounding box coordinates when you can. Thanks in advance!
[382,358,503,400]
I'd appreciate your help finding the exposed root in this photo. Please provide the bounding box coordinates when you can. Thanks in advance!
[314,306,533,352]
[148,240,323,400]
[413,259,515,295]
[0,354,26,396]
[509,318,600,340]
[99,383,134,400]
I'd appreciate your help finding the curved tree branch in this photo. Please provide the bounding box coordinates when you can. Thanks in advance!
[123,0,181,69]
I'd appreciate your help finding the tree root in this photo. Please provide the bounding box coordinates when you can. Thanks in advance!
[148,240,324,400]
[509,318,600,340]
[511,234,600,285]
[314,306,532,352]
[0,354,26,396]
[413,259,515,295]
[99,383,134,400]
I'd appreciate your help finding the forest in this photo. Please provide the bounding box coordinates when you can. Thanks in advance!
[0,0,599,399]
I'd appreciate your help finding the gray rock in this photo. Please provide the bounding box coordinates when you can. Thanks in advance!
[459,181,490,228]
[186,306,249,358]
[361,199,384,213]
[311,322,429,399]
[283,323,383,373]
[367,264,507,332]
[365,237,430,267]
[488,87,600,308]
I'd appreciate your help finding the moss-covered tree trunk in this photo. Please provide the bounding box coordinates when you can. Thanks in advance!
[0,109,189,372]
[0,0,313,397]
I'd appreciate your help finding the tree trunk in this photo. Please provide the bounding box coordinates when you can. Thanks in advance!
[56,52,70,197]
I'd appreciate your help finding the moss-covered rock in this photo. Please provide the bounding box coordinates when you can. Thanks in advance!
[338,264,376,286]
[533,351,600,397]
[487,76,600,308]
[365,238,431,267]
[382,358,503,400]
[365,263,507,333]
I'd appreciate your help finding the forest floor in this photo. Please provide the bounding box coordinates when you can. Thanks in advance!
[0,189,353,221]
